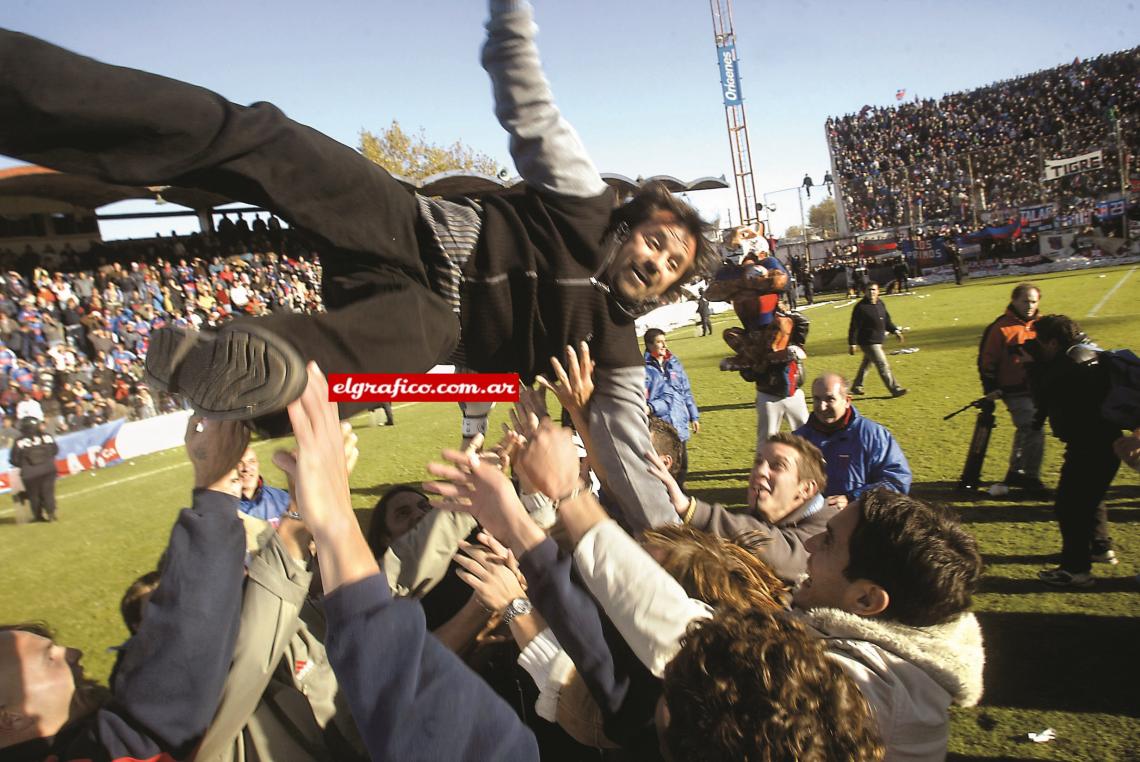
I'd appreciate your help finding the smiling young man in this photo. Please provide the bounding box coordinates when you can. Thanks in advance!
[0,0,716,533]
[667,432,835,584]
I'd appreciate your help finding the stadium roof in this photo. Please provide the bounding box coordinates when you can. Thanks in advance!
[0,165,728,213]
[0,165,231,211]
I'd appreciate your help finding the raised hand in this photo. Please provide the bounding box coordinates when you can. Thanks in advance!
[272,364,351,530]
[425,447,524,536]
[454,534,526,615]
[509,385,548,442]
[514,418,582,502]
[184,416,249,495]
[645,449,689,516]
[536,341,595,420]
[271,363,377,594]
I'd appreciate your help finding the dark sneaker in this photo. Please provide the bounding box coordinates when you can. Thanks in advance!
[146,324,307,420]
[1038,568,1094,588]
[891,387,909,398]
[850,387,865,395]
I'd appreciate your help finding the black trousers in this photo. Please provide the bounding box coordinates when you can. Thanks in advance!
[24,473,58,521]
[1054,438,1120,573]
[1,31,459,430]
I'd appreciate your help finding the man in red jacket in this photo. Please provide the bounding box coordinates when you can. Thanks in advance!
[977,282,1048,496]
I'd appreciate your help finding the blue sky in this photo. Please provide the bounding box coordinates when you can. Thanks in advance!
[3,0,1137,239]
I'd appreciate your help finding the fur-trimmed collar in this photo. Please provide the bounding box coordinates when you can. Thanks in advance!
[798,607,985,707]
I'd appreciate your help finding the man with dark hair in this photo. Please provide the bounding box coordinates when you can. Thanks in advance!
[796,372,911,506]
[793,488,985,758]
[1027,314,1128,586]
[848,283,907,397]
[644,328,699,487]
[0,0,717,534]
[978,282,1048,495]
[654,431,836,584]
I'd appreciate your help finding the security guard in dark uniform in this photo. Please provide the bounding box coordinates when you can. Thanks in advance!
[9,417,60,522]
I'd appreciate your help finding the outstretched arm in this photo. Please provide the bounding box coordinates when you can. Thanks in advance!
[590,366,678,533]
[482,0,607,198]
[280,364,538,762]
[101,419,248,760]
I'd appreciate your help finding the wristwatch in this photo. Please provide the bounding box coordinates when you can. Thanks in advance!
[502,596,533,625]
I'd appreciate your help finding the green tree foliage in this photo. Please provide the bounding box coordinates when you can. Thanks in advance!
[808,197,838,238]
[358,120,501,181]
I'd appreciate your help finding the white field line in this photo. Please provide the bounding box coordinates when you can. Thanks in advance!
[0,460,191,516]
[1,402,428,516]
[1087,266,1137,317]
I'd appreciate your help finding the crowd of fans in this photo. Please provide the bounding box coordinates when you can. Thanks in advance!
[0,217,322,442]
[828,47,1140,232]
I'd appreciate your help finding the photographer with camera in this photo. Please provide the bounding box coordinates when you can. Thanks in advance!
[1026,315,1129,587]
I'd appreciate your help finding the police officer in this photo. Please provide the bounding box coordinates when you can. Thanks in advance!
[9,417,60,522]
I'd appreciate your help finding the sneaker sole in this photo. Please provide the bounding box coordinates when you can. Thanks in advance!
[146,324,307,420]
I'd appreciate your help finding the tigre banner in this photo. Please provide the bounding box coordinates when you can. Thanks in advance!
[1043,150,1104,181]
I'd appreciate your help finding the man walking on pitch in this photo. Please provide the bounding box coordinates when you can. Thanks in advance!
[848,283,907,397]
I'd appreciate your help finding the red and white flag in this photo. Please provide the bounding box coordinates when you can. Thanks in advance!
[895,88,906,101]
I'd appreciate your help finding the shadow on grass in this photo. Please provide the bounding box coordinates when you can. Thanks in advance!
[978,575,1140,594]
[982,553,1059,565]
[686,486,745,509]
[684,468,750,482]
[975,610,1140,715]
[698,402,754,413]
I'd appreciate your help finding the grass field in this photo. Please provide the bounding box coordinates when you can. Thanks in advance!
[2,263,1138,760]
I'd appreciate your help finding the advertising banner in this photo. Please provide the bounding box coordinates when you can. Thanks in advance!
[1095,198,1127,219]
[1043,149,1104,181]
[716,42,743,107]
[1019,203,1056,233]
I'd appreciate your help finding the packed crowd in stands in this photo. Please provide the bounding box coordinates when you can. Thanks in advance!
[827,47,1140,232]
[0,216,322,440]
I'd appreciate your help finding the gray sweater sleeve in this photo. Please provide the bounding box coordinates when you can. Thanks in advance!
[688,499,809,585]
[482,0,607,198]
[590,366,679,534]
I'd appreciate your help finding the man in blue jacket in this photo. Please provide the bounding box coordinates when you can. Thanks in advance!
[795,372,912,508]
[644,328,700,486]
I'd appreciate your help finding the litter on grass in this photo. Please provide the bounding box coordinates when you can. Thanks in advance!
[1028,728,1056,743]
